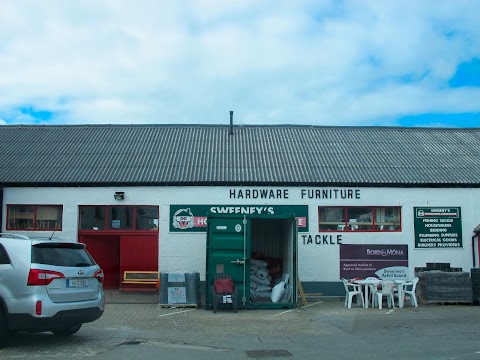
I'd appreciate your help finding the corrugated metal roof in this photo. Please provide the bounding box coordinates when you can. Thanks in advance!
[0,124,479,187]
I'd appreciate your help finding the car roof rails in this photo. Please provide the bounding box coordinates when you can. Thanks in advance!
[0,233,30,240]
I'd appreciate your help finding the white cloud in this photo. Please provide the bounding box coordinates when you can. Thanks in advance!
[0,0,479,126]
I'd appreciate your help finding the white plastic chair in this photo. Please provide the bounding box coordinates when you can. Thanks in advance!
[342,278,364,308]
[403,277,419,307]
[373,280,395,309]
[365,277,379,306]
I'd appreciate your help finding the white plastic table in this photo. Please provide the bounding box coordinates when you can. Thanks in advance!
[354,279,406,308]
[353,279,379,308]
[394,280,406,308]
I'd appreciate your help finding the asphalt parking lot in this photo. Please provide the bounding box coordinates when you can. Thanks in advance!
[2,292,480,360]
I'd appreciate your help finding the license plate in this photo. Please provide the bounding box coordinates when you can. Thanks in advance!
[67,279,89,288]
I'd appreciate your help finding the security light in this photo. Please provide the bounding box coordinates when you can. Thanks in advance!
[114,192,125,200]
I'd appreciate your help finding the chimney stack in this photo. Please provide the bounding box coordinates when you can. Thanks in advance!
[229,111,234,136]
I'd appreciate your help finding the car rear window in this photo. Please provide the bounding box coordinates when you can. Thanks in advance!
[32,243,96,267]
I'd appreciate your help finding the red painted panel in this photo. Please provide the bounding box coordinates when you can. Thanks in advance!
[119,235,158,275]
[80,235,120,289]
[119,235,159,291]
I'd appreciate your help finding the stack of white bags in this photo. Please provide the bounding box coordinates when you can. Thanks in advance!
[250,259,271,300]
[250,259,291,303]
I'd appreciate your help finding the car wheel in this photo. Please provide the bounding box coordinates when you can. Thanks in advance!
[51,323,82,336]
[0,309,10,347]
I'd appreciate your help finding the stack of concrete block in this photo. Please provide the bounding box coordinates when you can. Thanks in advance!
[417,270,472,304]
[471,269,480,304]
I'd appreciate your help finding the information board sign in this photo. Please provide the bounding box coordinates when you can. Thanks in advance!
[414,207,462,249]
[340,244,408,279]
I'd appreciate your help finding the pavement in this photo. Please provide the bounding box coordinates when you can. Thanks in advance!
[2,291,480,359]
[104,289,160,304]
[79,295,480,359]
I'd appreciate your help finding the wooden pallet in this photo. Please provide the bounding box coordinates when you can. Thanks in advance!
[158,303,199,308]
[421,301,472,305]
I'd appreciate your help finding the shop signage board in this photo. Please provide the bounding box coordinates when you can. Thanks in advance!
[340,244,408,279]
[170,205,308,232]
[414,207,462,249]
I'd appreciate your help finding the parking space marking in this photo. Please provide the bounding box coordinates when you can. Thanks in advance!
[302,301,324,308]
[274,309,295,317]
[274,301,324,316]
[157,309,195,317]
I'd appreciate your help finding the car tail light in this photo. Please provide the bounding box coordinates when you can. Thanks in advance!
[27,269,65,286]
[94,269,104,283]
[35,301,42,315]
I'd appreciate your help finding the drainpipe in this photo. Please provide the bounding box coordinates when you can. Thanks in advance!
[474,225,480,268]
[0,188,3,232]
[473,233,478,268]
[229,111,234,136]
[242,216,247,306]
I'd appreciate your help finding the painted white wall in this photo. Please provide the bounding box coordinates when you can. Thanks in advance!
[2,186,479,282]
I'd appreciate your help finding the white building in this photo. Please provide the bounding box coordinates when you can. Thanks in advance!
[1,124,479,298]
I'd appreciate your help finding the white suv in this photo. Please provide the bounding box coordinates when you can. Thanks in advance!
[0,233,105,346]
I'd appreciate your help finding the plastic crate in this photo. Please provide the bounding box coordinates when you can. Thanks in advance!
[159,272,201,307]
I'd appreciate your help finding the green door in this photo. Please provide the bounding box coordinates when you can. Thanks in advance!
[206,216,250,308]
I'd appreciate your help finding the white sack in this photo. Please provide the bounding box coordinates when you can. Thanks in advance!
[250,274,271,286]
[251,259,268,268]
[256,268,269,280]
[271,281,287,303]
[256,284,271,292]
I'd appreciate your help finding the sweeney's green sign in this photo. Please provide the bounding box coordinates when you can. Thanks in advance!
[170,205,309,232]
[414,207,462,249]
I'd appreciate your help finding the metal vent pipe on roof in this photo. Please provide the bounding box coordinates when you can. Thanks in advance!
[229,111,234,136]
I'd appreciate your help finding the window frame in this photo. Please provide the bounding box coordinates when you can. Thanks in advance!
[79,205,159,233]
[6,204,63,231]
[318,206,401,232]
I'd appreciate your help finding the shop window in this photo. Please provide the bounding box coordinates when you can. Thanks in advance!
[319,206,401,232]
[80,206,106,230]
[348,207,373,230]
[7,205,63,231]
[318,207,345,230]
[375,207,401,230]
[108,207,134,230]
[79,205,159,232]
[136,207,159,230]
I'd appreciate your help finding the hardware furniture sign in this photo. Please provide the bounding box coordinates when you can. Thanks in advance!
[414,207,462,249]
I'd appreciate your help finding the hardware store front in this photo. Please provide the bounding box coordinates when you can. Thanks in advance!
[2,185,480,297]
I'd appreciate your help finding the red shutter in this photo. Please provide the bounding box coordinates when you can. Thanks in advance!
[80,235,120,289]
[119,235,158,274]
